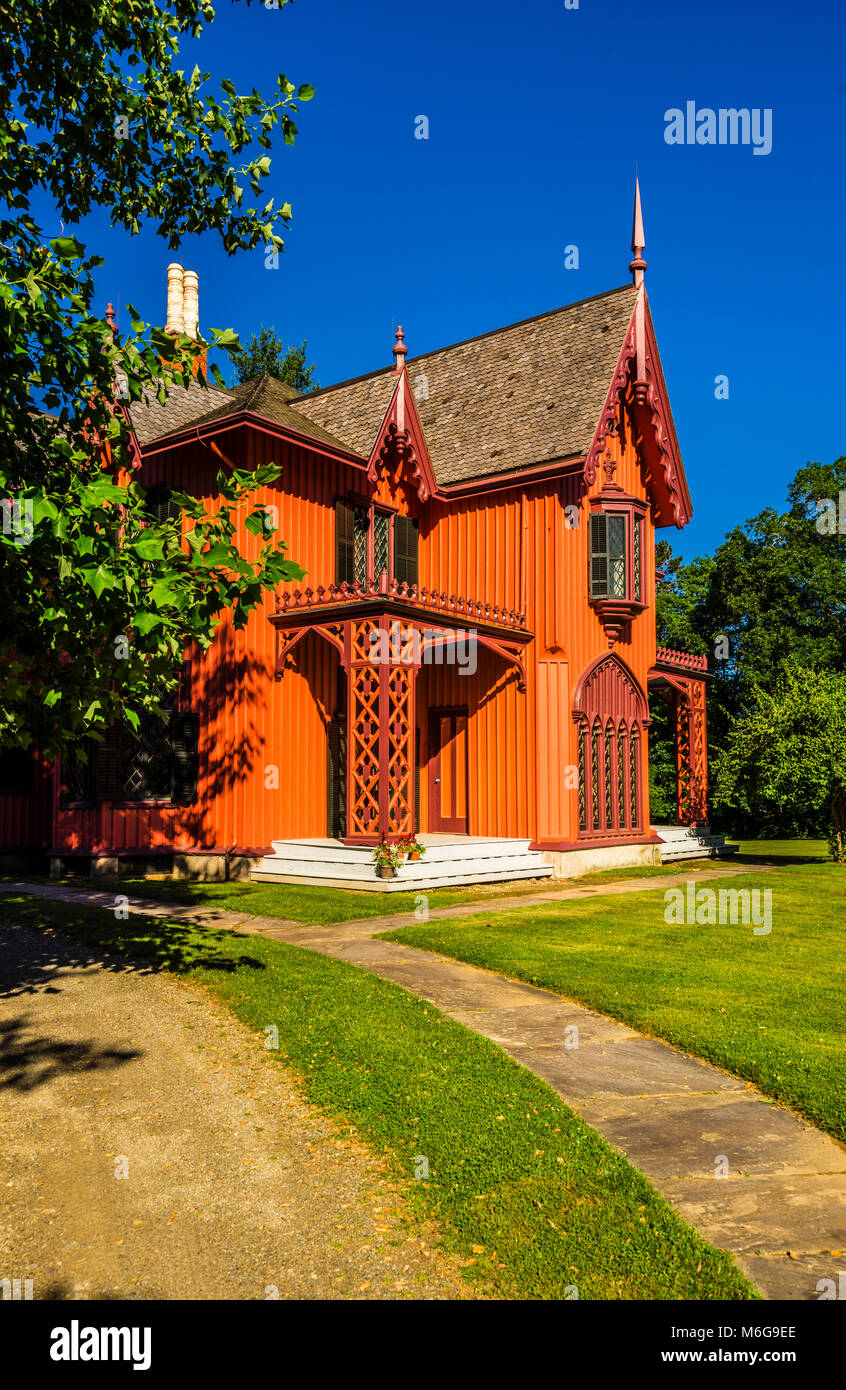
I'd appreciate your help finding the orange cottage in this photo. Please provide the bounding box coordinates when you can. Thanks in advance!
[4,187,725,888]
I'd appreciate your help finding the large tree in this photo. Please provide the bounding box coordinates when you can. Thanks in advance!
[0,0,313,758]
[657,459,846,709]
[231,326,319,392]
[713,666,846,859]
[653,459,846,830]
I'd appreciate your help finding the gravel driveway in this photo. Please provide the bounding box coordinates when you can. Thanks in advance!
[0,922,471,1300]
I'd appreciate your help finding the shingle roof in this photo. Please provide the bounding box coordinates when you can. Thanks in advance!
[129,373,351,453]
[129,377,235,446]
[129,285,638,485]
[288,372,397,460]
[294,284,638,484]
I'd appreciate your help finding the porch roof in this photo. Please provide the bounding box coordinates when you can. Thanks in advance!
[648,645,710,685]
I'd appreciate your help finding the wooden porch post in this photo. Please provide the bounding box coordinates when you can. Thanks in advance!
[346,616,416,842]
[688,676,708,826]
[674,678,708,827]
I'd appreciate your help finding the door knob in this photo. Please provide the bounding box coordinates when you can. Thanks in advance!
[434,777,440,783]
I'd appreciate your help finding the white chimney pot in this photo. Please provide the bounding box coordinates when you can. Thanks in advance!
[165,262,185,335]
[182,270,199,340]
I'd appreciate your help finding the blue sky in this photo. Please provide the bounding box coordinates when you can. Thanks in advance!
[82,0,845,561]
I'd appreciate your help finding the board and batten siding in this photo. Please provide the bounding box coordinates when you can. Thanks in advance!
[51,385,660,856]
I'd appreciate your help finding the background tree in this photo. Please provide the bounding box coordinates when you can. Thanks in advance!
[653,458,846,833]
[231,326,319,391]
[713,667,846,859]
[0,0,315,758]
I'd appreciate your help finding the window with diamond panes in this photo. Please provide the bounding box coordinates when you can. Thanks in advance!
[120,710,173,801]
[336,499,418,589]
[352,508,369,585]
[590,513,627,599]
[373,510,390,580]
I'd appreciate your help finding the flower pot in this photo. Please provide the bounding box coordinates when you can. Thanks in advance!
[408,851,421,862]
[377,865,395,879]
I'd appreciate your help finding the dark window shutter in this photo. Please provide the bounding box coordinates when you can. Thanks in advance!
[0,746,33,795]
[146,484,180,525]
[394,514,419,589]
[590,514,607,598]
[61,740,96,803]
[327,717,347,838]
[327,669,347,838]
[335,498,355,585]
[94,723,123,800]
[170,712,200,804]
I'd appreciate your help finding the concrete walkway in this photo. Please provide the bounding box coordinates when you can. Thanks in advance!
[4,871,845,1301]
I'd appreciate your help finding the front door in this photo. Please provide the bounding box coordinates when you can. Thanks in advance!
[428,708,469,833]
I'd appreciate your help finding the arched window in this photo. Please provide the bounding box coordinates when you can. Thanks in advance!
[604,719,614,829]
[573,655,648,839]
[591,719,600,831]
[578,724,587,832]
[630,724,640,829]
[617,721,628,828]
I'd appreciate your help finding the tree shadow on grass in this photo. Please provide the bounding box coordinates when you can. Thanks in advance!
[0,914,267,1090]
[0,909,267,1001]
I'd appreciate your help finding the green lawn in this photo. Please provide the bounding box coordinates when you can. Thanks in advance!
[17,856,738,927]
[109,875,556,924]
[729,837,827,864]
[381,854,846,1143]
[0,892,756,1301]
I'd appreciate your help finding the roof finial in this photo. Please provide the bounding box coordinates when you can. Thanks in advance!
[629,174,646,289]
[105,302,117,333]
[392,323,407,372]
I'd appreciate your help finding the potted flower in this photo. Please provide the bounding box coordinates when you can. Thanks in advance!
[397,835,426,863]
[372,840,403,879]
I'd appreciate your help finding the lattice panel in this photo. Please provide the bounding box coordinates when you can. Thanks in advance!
[351,618,379,663]
[348,665,380,836]
[345,617,418,841]
[675,691,692,823]
[688,680,708,823]
[386,665,414,835]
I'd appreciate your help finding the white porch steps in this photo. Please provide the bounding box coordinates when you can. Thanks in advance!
[251,835,554,891]
[654,825,738,863]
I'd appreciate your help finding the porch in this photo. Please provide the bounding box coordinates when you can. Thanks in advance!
[252,833,554,891]
[647,645,710,828]
[270,578,532,845]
